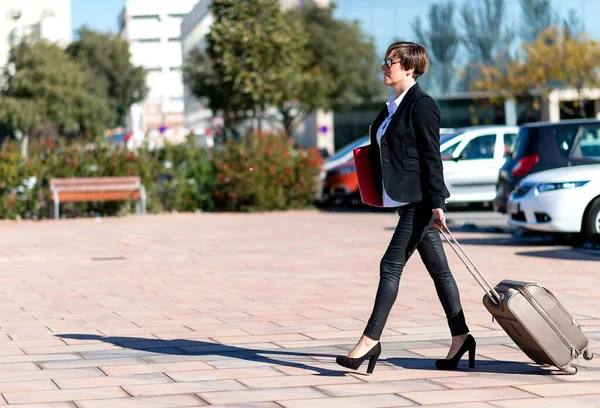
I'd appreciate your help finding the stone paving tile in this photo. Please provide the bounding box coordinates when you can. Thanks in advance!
[0,362,41,372]
[347,368,468,382]
[400,386,538,405]
[21,343,120,355]
[0,339,66,348]
[123,379,248,397]
[166,367,285,382]
[3,387,129,404]
[418,403,496,408]
[316,379,445,397]
[238,373,363,389]
[54,372,173,389]
[74,395,205,408]
[429,373,561,388]
[101,360,215,375]
[490,394,600,408]
[0,404,76,408]
[514,380,600,397]
[197,387,328,405]
[0,368,104,383]
[40,357,145,370]
[0,380,58,395]
[270,361,398,376]
[207,402,280,408]
[279,394,414,407]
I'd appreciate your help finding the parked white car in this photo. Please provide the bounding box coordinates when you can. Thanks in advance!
[441,125,520,204]
[507,163,600,242]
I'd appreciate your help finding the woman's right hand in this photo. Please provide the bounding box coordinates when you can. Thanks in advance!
[432,208,447,232]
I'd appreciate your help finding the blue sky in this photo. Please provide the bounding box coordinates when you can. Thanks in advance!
[71,0,600,50]
[71,0,124,34]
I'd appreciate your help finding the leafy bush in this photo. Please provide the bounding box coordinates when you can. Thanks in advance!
[0,133,321,219]
[212,133,322,211]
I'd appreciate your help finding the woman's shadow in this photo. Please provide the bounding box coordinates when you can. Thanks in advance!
[56,334,552,376]
[57,334,348,376]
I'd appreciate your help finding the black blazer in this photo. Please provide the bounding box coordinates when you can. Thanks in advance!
[368,83,450,209]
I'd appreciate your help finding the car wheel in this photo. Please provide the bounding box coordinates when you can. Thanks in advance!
[582,198,600,243]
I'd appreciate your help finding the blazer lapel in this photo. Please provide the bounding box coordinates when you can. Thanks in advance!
[383,83,420,138]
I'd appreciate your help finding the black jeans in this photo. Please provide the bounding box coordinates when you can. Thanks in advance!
[363,202,469,340]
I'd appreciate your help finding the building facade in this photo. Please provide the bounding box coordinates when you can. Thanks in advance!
[0,0,71,69]
[331,0,600,149]
[119,0,199,146]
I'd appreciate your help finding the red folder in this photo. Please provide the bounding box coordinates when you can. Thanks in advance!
[353,145,383,207]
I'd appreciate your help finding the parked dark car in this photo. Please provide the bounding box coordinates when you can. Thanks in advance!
[493,119,600,213]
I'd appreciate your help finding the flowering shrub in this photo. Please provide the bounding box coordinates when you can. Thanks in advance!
[212,133,322,211]
[0,133,322,219]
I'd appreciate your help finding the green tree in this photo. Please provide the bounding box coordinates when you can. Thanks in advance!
[280,4,382,135]
[67,27,148,127]
[206,0,305,135]
[412,1,460,94]
[184,2,381,138]
[0,40,114,140]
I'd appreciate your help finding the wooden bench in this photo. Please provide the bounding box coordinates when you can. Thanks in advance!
[49,177,147,220]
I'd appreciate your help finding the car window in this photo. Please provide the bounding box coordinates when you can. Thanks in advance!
[441,137,462,160]
[459,134,496,160]
[577,126,600,161]
[553,125,580,158]
[503,133,517,155]
[327,136,369,162]
[513,127,537,159]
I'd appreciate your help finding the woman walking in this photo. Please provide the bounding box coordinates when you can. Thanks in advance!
[336,42,475,374]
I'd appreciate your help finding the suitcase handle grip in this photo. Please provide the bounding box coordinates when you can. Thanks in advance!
[439,225,502,305]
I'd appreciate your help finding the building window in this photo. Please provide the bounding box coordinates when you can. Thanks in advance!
[134,38,161,43]
[146,67,161,73]
[168,14,186,19]
[170,67,182,72]
[132,14,160,21]
[168,37,180,42]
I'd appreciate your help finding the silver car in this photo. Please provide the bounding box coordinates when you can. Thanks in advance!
[441,125,519,204]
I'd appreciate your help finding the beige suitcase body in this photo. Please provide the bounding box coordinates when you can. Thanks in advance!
[441,228,594,374]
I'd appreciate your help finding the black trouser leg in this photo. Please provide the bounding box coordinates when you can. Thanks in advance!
[363,203,469,340]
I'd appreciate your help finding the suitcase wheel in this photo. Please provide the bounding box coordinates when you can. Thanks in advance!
[562,366,577,375]
[583,348,594,361]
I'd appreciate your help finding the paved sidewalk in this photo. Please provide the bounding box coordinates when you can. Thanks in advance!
[0,211,597,407]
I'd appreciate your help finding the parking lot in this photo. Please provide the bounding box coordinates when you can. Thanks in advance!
[0,211,597,406]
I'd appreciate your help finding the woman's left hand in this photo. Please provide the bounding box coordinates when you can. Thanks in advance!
[432,208,447,232]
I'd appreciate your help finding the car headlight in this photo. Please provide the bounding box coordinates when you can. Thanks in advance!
[536,181,589,193]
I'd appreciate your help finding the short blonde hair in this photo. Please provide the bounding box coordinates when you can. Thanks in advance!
[385,42,430,79]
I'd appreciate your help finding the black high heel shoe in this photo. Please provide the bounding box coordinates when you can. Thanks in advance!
[336,342,381,374]
[435,334,476,370]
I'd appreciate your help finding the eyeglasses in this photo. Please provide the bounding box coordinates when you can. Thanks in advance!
[382,58,401,69]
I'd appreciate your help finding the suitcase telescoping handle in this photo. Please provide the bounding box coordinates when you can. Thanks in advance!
[438,225,502,305]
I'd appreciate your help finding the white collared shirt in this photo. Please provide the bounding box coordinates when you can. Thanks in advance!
[376,83,415,207]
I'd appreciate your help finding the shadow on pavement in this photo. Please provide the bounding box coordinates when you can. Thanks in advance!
[515,248,600,261]
[445,236,556,247]
[57,334,346,376]
[57,334,580,376]
[385,357,557,375]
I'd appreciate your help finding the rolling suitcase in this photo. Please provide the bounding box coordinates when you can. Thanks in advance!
[440,227,594,374]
